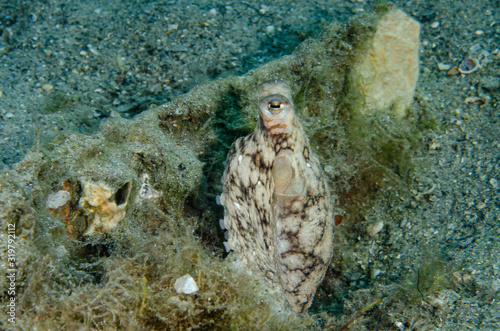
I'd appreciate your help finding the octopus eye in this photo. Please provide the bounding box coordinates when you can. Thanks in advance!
[259,94,292,123]
[269,101,282,110]
[267,98,287,114]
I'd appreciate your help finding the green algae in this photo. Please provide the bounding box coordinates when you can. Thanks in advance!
[41,92,74,114]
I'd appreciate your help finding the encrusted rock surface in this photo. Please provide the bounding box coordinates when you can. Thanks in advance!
[355,8,420,117]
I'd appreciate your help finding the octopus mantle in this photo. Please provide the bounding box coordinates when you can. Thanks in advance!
[221,80,334,313]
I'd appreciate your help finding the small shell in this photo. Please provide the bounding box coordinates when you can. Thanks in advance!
[174,274,198,294]
[458,58,480,74]
[367,221,384,236]
[47,190,70,209]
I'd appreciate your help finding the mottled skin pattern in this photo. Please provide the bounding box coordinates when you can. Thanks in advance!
[221,80,334,313]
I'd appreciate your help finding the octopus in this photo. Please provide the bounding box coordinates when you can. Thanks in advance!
[221,80,334,313]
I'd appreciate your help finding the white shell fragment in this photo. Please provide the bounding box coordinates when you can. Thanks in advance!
[222,80,334,313]
[174,274,199,294]
[47,190,70,209]
[437,63,450,71]
[367,221,384,236]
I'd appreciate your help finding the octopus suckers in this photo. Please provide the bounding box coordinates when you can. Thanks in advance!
[222,80,334,313]
[219,219,226,230]
[223,241,232,252]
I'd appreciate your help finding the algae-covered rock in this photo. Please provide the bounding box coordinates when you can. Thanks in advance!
[354,8,420,117]
[43,111,202,238]
[0,110,203,297]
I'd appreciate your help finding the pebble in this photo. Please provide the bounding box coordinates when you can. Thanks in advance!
[167,45,187,52]
[395,321,405,331]
[42,84,54,91]
[490,178,498,189]
[259,5,270,15]
[430,21,440,28]
[447,67,460,76]
[174,274,199,294]
[367,221,384,236]
[400,219,408,228]
[480,76,500,91]
[266,25,275,33]
[87,44,100,56]
[372,269,381,278]
[437,63,450,71]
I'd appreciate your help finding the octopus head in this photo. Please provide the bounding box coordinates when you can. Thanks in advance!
[258,80,295,135]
